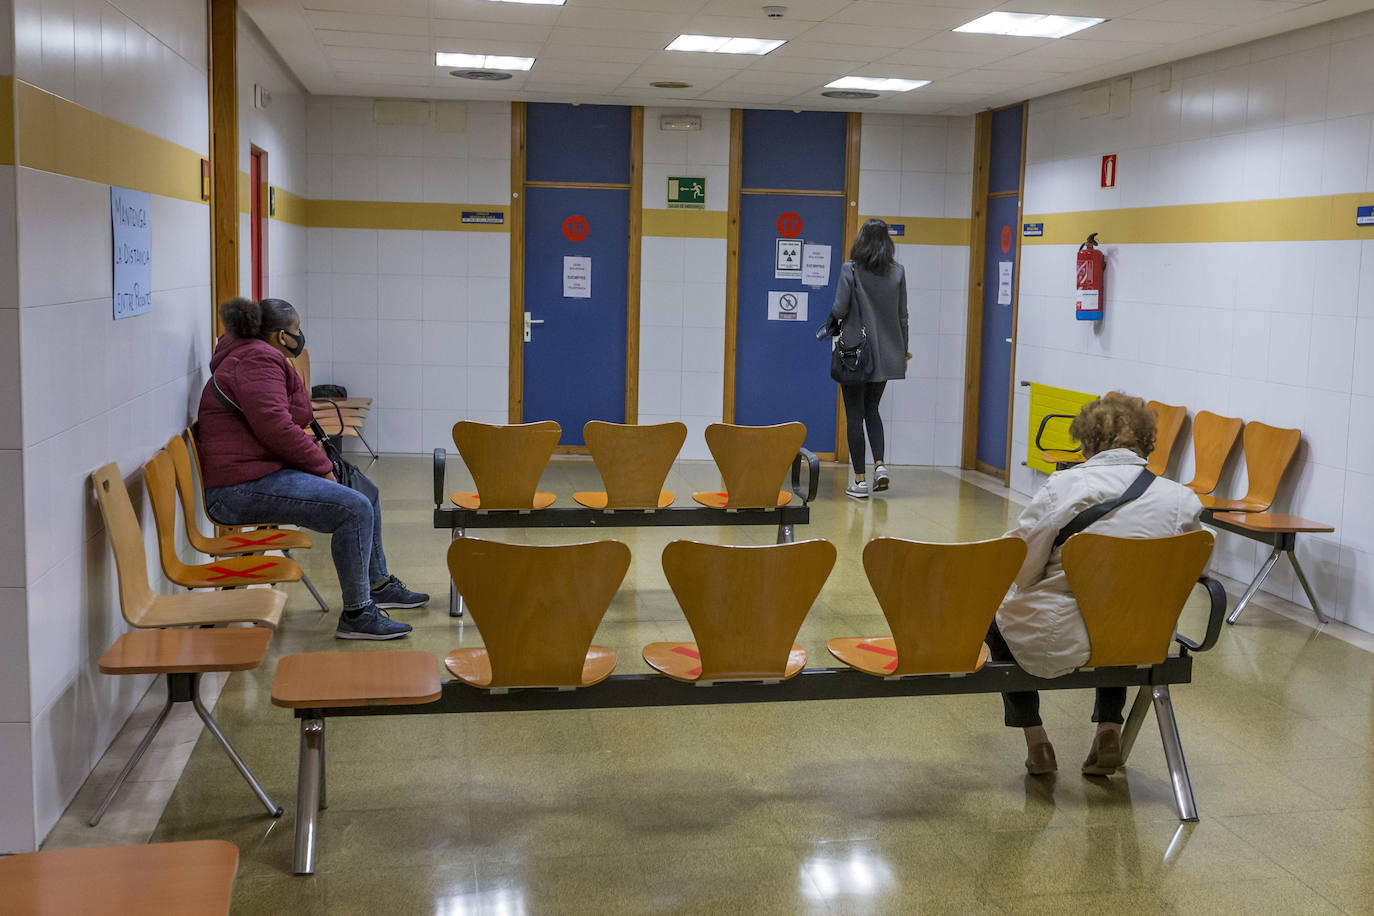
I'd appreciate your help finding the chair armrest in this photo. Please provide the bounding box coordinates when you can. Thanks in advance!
[791,448,820,505]
[1034,413,1079,452]
[1176,576,1228,653]
[433,448,447,509]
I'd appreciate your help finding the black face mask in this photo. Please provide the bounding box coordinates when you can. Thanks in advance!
[281,328,306,357]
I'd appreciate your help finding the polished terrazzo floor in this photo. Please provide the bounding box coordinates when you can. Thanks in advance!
[48,457,1374,914]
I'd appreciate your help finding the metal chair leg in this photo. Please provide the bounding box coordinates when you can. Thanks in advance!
[190,678,283,818]
[284,552,330,613]
[89,692,175,826]
[449,527,465,618]
[1288,551,1329,626]
[777,523,795,544]
[1119,685,1153,763]
[318,719,327,811]
[293,717,325,876]
[356,430,379,461]
[1226,545,1283,625]
[1152,685,1199,822]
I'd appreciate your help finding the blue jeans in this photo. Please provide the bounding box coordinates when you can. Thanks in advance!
[206,469,389,611]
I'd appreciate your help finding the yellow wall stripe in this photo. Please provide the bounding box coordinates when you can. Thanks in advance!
[642,208,727,239]
[860,215,971,246]
[270,186,308,227]
[1023,193,1374,245]
[304,199,510,232]
[15,80,204,203]
[0,77,14,167]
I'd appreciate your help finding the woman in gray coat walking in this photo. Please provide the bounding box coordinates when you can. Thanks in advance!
[828,219,909,499]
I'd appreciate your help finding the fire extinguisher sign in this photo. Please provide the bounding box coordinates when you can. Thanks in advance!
[1100,154,1117,189]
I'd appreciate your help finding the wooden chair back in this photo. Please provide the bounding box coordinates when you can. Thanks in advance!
[661,539,836,681]
[164,434,217,553]
[703,422,806,508]
[447,538,630,687]
[143,450,202,582]
[291,348,312,389]
[91,462,157,626]
[582,421,686,509]
[1185,411,1242,494]
[452,421,561,510]
[1145,401,1187,477]
[1063,530,1215,668]
[1238,420,1301,510]
[862,537,1026,675]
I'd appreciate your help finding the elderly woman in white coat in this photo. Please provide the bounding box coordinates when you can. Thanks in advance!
[988,393,1203,777]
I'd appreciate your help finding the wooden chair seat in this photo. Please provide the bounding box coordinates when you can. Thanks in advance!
[643,641,807,683]
[92,463,287,630]
[451,491,557,511]
[1041,449,1083,465]
[311,420,361,438]
[574,490,674,510]
[201,527,313,556]
[313,411,364,428]
[829,536,1025,678]
[99,627,271,675]
[829,637,990,677]
[1208,512,1335,534]
[691,489,792,509]
[445,645,617,688]
[271,650,442,709]
[452,420,561,511]
[0,839,239,915]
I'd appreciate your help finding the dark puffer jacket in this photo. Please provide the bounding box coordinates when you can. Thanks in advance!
[195,336,332,488]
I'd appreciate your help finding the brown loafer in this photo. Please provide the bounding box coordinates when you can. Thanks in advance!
[1025,741,1057,775]
[1082,729,1123,776]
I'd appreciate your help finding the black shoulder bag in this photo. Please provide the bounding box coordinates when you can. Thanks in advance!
[830,263,874,384]
[1052,467,1156,550]
[210,374,363,489]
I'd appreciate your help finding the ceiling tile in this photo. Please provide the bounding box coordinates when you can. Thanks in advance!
[549,26,676,49]
[699,0,852,19]
[321,46,430,64]
[1080,18,1223,43]
[911,31,1050,54]
[303,11,429,34]
[430,0,565,25]
[315,29,431,50]
[793,22,937,47]
[769,40,893,63]
[1130,0,1305,25]
[826,3,992,31]
[303,0,427,14]
[877,48,1007,67]
[430,20,553,43]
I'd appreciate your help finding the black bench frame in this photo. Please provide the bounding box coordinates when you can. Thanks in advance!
[432,447,821,616]
[286,577,1228,875]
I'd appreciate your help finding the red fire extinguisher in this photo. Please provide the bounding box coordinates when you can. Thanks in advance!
[1075,232,1104,321]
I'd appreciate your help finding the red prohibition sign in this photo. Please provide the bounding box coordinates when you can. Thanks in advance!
[563,214,589,242]
[776,211,803,238]
[1000,225,1013,254]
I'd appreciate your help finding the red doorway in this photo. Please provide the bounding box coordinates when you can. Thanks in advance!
[249,146,267,299]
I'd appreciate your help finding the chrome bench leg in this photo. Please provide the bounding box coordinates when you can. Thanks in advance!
[293,717,325,876]
[191,675,282,818]
[777,523,795,544]
[1226,545,1282,625]
[88,689,174,827]
[1153,685,1198,822]
[1118,685,1153,764]
[287,553,329,614]
[449,527,465,618]
[1288,551,1328,626]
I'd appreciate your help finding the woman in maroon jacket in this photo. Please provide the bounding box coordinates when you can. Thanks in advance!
[197,298,425,639]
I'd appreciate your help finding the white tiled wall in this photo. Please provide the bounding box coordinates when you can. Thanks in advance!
[1015,10,1374,631]
[860,113,975,467]
[7,0,212,849]
[304,96,511,453]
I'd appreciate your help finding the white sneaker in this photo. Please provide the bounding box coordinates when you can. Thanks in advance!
[872,464,890,492]
[846,480,870,499]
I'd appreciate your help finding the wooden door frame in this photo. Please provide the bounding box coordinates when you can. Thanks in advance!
[208,0,238,338]
[508,103,643,452]
[960,101,1028,483]
[249,144,267,300]
[834,111,861,464]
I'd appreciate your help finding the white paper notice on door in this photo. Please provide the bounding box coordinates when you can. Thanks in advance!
[997,260,1013,305]
[801,243,831,287]
[768,290,808,321]
[563,256,591,298]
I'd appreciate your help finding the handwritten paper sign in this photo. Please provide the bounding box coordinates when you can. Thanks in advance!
[111,187,152,319]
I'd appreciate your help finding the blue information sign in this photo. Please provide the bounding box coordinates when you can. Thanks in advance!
[111,187,152,320]
[886,223,905,237]
[1023,222,1043,237]
[1358,205,1373,227]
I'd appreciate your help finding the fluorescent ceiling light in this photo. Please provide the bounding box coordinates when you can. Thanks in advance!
[953,12,1104,38]
[665,34,786,55]
[825,76,929,92]
[435,52,535,70]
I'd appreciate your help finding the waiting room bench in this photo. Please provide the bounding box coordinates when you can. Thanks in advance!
[274,532,1228,875]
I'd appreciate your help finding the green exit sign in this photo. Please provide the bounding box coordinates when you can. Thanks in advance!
[667,176,706,210]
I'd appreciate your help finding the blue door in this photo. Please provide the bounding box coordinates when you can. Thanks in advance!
[521,103,631,447]
[975,104,1025,472]
[733,110,848,453]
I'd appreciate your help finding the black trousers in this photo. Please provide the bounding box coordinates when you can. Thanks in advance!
[985,622,1126,728]
[840,381,887,476]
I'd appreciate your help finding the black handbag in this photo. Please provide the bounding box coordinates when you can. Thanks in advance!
[829,264,872,384]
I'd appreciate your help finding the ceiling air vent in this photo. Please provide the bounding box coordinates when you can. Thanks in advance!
[651,81,692,89]
[822,89,878,100]
[451,70,513,81]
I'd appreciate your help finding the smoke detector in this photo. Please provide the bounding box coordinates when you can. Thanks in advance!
[822,89,878,100]
[763,5,786,18]
[451,70,513,81]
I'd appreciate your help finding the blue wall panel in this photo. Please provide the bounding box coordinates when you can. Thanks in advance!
[526,103,632,185]
[741,110,846,191]
[988,105,1024,194]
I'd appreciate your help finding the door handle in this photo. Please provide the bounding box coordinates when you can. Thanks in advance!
[524,312,545,342]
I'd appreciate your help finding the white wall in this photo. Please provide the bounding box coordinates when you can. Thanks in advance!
[859,113,975,466]
[1015,11,1374,629]
[303,96,512,454]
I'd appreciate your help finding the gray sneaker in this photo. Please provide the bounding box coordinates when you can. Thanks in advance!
[872,464,890,492]
[846,480,870,499]
[336,603,412,640]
